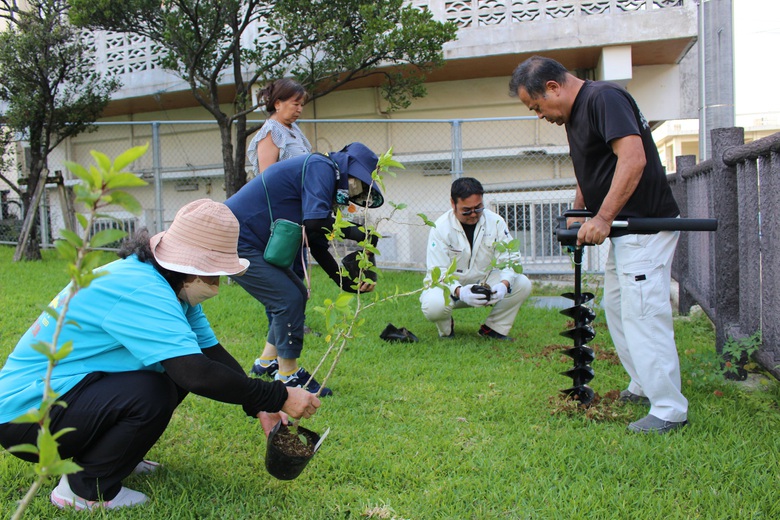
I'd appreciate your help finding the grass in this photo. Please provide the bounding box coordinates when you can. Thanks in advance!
[1,245,779,519]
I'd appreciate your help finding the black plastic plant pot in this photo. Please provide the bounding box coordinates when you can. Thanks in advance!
[265,420,322,481]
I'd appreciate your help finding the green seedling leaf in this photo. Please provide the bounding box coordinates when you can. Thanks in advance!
[105,172,147,189]
[50,427,77,441]
[11,410,44,424]
[31,341,54,358]
[39,305,60,321]
[418,213,436,227]
[65,319,81,329]
[64,161,95,187]
[90,228,127,248]
[90,150,112,173]
[47,460,83,476]
[112,143,149,172]
[72,184,102,205]
[53,239,77,262]
[58,229,84,248]
[53,341,74,361]
[82,251,110,272]
[106,190,143,215]
[75,213,88,230]
[8,444,39,456]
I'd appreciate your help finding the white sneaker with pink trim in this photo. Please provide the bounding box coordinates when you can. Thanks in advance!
[132,459,161,475]
[50,475,149,510]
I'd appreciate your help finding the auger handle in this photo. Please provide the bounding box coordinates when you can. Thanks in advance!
[554,212,718,246]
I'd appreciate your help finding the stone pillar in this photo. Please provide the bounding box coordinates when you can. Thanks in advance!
[710,127,743,354]
[758,148,780,376]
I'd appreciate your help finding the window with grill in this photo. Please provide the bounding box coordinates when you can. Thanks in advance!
[491,190,574,263]
[91,218,138,248]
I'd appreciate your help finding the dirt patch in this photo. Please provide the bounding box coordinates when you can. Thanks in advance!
[548,389,635,422]
[271,424,317,457]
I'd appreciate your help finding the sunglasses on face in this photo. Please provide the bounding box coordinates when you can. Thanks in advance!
[460,205,485,216]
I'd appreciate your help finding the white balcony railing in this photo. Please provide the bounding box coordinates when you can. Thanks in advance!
[83,0,692,101]
[422,0,685,29]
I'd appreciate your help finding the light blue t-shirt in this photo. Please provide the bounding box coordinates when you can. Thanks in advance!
[0,255,217,424]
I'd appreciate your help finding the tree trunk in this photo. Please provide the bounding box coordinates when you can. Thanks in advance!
[13,170,46,262]
[219,122,245,198]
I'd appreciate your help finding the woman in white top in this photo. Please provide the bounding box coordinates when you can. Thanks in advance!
[246,79,317,375]
[247,78,312,176]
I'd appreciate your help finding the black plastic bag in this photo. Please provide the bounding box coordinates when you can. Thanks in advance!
[380,323,419,343]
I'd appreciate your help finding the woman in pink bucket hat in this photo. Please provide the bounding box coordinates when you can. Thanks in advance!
[0,199,320,511]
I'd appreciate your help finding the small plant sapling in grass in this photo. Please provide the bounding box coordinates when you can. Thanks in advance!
[306,148,457,397]
[722,330,762,381]
[9,145,148,519]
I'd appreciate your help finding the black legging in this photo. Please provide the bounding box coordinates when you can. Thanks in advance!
[0,370,184,501]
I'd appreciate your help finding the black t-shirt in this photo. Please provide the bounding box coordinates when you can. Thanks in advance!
[462,222,477,250]
[566,81,679,232]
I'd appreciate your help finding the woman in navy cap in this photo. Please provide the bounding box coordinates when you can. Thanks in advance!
[225,142,384,397]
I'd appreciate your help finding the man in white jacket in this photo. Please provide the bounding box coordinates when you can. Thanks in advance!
[420,177,533,341]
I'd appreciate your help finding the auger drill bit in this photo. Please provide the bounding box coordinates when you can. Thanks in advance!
[552,210,717,407]
[559,242,596,405]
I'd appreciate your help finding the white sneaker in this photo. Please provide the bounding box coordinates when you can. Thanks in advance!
[50,475,149,510]
[132,459,161,475]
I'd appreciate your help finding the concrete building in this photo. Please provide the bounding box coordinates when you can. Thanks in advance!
[4,0,705,272]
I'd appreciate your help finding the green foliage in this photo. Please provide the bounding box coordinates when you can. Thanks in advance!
[309,148,454,393]
[67,0,456,196]
[722,330,762,377]
[2,249,780,518]
[472,236,524,287]
[0,0,121,260]
[5,146,147,518]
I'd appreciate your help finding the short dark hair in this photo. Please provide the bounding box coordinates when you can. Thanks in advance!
[509,56,569,99]
[258,78,307,114]
[451,177,484,204]
[118,228,188,293]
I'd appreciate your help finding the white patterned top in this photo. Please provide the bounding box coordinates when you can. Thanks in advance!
[246,119,312,175]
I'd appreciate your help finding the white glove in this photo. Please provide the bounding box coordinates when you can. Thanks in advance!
[491,282,508,302]
[458,284,490,307]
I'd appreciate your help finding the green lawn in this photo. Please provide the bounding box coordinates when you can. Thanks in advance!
[1,246,779,519]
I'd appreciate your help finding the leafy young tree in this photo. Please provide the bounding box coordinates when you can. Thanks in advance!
[68,0,457,197]
[0,0,120,261]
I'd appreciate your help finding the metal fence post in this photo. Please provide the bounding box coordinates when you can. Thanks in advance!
[152,122,163,233]
[38,193,49,248]
[451,119,463,179]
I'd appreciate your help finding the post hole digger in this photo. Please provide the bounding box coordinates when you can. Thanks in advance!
[553,210,718,405]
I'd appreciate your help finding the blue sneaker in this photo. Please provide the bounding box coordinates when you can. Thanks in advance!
[276,367,333,397]
[250,358,278,379]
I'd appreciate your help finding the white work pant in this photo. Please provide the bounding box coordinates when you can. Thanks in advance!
[420,272,532,337]
[604,231,687,422]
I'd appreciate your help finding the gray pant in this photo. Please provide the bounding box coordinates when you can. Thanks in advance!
[604,231,686,422]
[231,249,307,359]
[420,272,532,336]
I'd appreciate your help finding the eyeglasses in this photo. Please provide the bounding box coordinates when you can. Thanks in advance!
[460,205,485,216]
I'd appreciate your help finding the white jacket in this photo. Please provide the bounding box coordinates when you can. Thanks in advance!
[424,209,521,295]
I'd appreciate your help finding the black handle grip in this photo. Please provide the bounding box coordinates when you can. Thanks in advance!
[554,215,718,246]
[615,218,718,232]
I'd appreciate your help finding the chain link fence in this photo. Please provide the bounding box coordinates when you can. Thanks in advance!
[1,118,609,274]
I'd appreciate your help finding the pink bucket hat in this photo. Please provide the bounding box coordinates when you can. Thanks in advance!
[150,199,249,276]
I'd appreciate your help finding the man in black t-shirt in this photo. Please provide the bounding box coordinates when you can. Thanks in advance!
[509,56,687,434]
